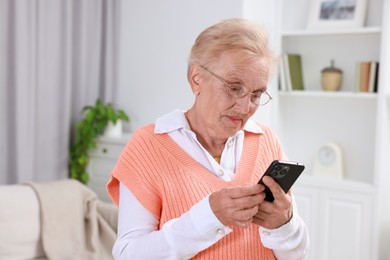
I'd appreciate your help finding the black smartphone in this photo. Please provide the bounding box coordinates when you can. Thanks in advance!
[258,160,305,202]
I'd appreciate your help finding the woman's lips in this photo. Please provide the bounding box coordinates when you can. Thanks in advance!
[226,115,243,124]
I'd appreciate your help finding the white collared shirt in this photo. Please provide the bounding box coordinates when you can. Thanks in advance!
[113,110,309,260]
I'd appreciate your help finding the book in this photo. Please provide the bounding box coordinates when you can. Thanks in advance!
[359,62,370,92]
[357,61,379,93]
[278,57,288,91]
[282,54,292,91]
[355,62,361,92]
[287,54,304,90]
[368,61,378,93]
[373,62,379,93]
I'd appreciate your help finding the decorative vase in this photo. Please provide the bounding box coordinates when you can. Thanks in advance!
[321,60,342,91]
[103,120,123,138]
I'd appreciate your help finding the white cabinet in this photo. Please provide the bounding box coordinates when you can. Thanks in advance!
[86,133,132,202]
[294,176,375,260]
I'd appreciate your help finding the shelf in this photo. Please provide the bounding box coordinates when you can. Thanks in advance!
[282,27,381,37]
[279,91,378,99]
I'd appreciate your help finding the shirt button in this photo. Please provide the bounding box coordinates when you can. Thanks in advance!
[227,141,233,147]
[262,231,271,236]
[217,229,225,235]
[218,170,224,176]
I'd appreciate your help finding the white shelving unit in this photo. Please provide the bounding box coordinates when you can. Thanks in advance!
[276,0,383,182]
[256,0,390,259]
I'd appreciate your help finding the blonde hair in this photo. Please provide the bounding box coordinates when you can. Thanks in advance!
[187,18,277,79]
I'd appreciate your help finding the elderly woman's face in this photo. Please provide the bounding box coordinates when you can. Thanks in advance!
[195,51,270,138]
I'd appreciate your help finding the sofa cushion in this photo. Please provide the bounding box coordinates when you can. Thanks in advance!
[0,184,45,259]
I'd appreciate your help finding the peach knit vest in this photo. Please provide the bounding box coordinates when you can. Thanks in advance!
[107,124,283,259]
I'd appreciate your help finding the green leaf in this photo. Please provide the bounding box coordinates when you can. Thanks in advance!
[117,110,130,122]
[96,99,103,106]
[85,110,95,123]
[82,105,93,113]
[80,172,89,184]
[107,105,116,123]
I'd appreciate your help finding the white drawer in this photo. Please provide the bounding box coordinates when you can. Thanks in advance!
[89,142,125,159]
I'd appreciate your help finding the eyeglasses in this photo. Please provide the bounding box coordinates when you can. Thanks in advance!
[199,65,272,106]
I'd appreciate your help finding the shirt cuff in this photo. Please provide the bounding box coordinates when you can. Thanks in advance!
[259,211,299,243]
[189,195,232,239]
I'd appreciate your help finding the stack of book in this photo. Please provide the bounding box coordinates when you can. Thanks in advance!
[279,53,304,91]
[356,61,379,93]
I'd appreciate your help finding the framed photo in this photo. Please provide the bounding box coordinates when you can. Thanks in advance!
[307,0,368,29]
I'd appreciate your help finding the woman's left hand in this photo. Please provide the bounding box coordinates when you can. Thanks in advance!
[252,176,293,229]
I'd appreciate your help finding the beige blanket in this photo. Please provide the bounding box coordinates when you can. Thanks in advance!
[27,179,117,260]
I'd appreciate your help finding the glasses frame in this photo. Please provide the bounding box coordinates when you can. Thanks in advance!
[199,65,272,106]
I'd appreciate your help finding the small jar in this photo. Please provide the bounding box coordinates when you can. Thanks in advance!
[321,60,342,91]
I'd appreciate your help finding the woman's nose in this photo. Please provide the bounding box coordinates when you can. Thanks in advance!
[233,95,253,114]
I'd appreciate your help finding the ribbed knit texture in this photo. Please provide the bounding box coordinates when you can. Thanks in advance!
[107,123,285,259]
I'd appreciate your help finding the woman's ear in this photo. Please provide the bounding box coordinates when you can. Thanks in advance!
[193,76,200,85]
[188,65,202,95]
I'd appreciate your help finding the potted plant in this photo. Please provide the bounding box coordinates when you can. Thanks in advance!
[69,99,130,184]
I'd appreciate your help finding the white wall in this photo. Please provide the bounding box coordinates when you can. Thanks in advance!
[117,0,278,132]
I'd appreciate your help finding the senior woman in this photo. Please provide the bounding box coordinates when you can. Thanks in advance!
[107,18,309,260]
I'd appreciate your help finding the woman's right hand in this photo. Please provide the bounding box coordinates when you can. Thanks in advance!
[209,185,265,228]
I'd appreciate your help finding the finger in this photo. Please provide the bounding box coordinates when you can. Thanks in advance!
[235,219,254,228]
[233,204,259,221]
[233,205,260,228]
[261,176,286,201]
[252,214,265,223]
[231,193,264,210]
[258,211,269,221]
[228,185,263,199]
[252,210,268,225]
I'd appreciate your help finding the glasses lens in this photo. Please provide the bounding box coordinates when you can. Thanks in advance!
[258,93,271,106]
[251,93,262,105]
[227,85,246,98]
[228,86,271,106]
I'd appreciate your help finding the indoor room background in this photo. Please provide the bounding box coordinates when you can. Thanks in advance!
[1,0,390,259]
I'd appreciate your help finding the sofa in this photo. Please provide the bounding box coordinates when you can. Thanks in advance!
[0,179,118,260]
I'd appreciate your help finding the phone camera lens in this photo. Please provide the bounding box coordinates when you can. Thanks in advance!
[274,165,283,171]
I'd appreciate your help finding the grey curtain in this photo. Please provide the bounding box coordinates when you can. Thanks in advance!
[0,0,120,184]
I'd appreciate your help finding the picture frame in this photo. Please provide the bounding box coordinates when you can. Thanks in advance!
[307,0,368,29]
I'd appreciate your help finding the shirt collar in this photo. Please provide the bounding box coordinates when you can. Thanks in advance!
[154,109,190,133]
[154,109,264,135]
